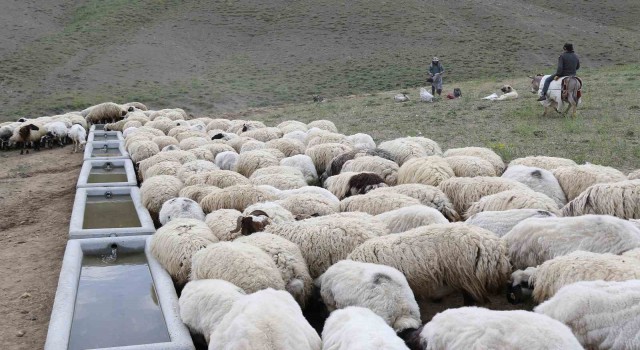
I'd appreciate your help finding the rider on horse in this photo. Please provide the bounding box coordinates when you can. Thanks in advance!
[538,43,580,101]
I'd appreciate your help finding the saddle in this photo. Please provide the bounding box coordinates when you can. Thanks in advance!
[561,76,582,101]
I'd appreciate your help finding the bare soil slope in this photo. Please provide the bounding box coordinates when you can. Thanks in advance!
[0,147,83,350]
[1,0,639,118]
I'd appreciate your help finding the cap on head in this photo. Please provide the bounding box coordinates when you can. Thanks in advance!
[563,43,573,52]
[432,57,439,62]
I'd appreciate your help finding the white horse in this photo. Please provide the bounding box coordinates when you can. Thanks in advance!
[530,75,582,118]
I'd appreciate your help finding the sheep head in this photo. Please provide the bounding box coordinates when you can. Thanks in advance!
[232,210,271,236]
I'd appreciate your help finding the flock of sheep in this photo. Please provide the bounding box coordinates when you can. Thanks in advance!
[10,101,640,349]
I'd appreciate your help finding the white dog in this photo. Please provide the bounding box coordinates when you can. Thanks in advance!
[496,85,519,100]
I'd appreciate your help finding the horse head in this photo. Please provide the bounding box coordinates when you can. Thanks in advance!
[528,74,544,93]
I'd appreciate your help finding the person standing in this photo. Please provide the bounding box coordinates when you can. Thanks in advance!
[428,57,445,96]
[538,43,580,101]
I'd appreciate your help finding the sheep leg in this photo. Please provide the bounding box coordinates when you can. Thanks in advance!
[462,291,476,306]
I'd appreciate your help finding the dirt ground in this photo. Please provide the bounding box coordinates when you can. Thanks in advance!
[0,146,83,350]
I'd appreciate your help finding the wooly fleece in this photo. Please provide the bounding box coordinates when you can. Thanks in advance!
[200,185,277,213]
[377,139,430,166]
[339,191,421,215]
[178,185,220,204]
[276,193,339,219]
[553,163,627,201]
[184,170,250,188]
[280,155,318,185]
[368,184,460,221]
[277,120,308,134]
[205,209,243,241]
[444,147,505,175]
[191,242,285,293]
[234,149,282,177]
[535,280,640,350]
[266,138,306,157]
[324,171,387,199]
[307,119,338,133]
[348,223,511,302]
[149,219,218,286]
[159,197,206,225]
[305,142,353,175]
[144,161,181,180]
[438,176,529,215]
[376,205,448,233]
[464,189,561,219]
[502,164,567,206]
[397,156,455,187]
[316,260,421,332]
[176,160,220,182]
[341,156,399,186]
[418,307,582,350]
[140,175,184,215]
[265,213,388,278]
[509,156,577,171]
[138,150,197,176]
[214,151,239,171]
[444,155,497,177]
[179,279,246,343]
[235,232,312,308]
[503,215,640,269]
[321,307,410,350]
[465,209,555,237]
[346,133,376,150]
[562,179,640,219]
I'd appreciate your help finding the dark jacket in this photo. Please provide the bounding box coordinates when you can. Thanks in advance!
[555,52,580,76]
[429,63,445,75]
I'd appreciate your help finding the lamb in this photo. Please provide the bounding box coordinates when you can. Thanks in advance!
[444,156,496,177]
[158,197,206,225]
[411,307,582,350]
[419,87,434,102]
[508,251,640,304]
[444,147,505,175]
[394,93,410,102]
[42,121,68,148]
[397,156,455,187]
[235,232,313,307]
[208,289,322,350]
[204,209,244,241]
[184,170,250,188]
[265,213,388,278]
[509,156,577,171]
[348,223,511,304]
[324,172,387,199]
[341,156,399,186]
[200,184,277,213]
[438,176,529,215]
[266,138,306,157]
[502,164,567,206]
[179,279,246,344]
[562,179,640,219]
[316,260,421,332]
[535,280,640,350]
[464,189,560,218]
[503,215,640,269]
[553,163,627,201]
[322,307,411,350]
[307,119,338,133]
[149,218,218,286]
[340,191,422,215]
[140,175,183,216]
[11,122,44,154]
[190,242,286,293]
[376,205,448,233]
[305,143,353,175]
[276,193,339,219]
[465,209,556,237]
[179,185,220,204]
[68,124,87,153]
[280,155,319,185]
[367,184,460,221]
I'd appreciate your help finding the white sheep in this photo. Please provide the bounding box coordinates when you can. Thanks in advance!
[158,197,206,225]
[316,260,421,332]
[191,241,285,293]
[341,156,399,185]
[339,191,421,215]
[348,223,511,304]
[144,161,182,180]
[562,179,640,219]
[276,193,339,219]
[179,279,246,344]
[502,164,567,206]
[234,149,281,177]
[277,120,308,134]
[138,150,198,177]
[464,189,561,218]
[204,209,243,241]
[507,251,640,304]
[280,154,319,185]
[266,138,306,157]
[140,175,184,216]
[265,213,388,278]
[305,142,353,175]
[535,280,640,350]
[377,139,432,165]
[553,163,627,201]
[508,156,577,171]
[176,160,220,182]
[444,155,496,177]
[235,232,313,308]
[283,130,308,144]
[413,307,582,350]
[465,209,556,237]
[42,121,68,147]
[200,184,277,213]
[444,147,505,175]
[322,307,410,350]
[208,289,321,350]
[438,176,530,215]
[149,218,218,286]
[503,215,640,269]
[345,133,375,150]
[376,205,448,233]
[184,170,250,188]
[307,119,338,133]
[178,185,220,204]
[397,156,455,187]
[235,201,296,235]
[68,124,87,153]
[367,184,461,221]
[324,171,387,199]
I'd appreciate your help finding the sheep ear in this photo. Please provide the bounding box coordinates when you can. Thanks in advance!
[230,216,243,234]
[248,210,268,217]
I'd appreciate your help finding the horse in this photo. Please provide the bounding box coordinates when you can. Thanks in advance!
[529,74,582,118]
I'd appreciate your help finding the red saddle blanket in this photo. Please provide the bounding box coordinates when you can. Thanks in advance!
[561,77,582,101]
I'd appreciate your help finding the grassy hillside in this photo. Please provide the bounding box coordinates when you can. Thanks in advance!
[228,64,640,172]
[1,0,639,118]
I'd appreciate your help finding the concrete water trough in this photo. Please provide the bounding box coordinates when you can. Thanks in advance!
[83,141,129,161]
[89,124,105,132]
[77,159,137,188]
[45,236,194,350]
[69,186,155,239]
[88,130,124,143]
